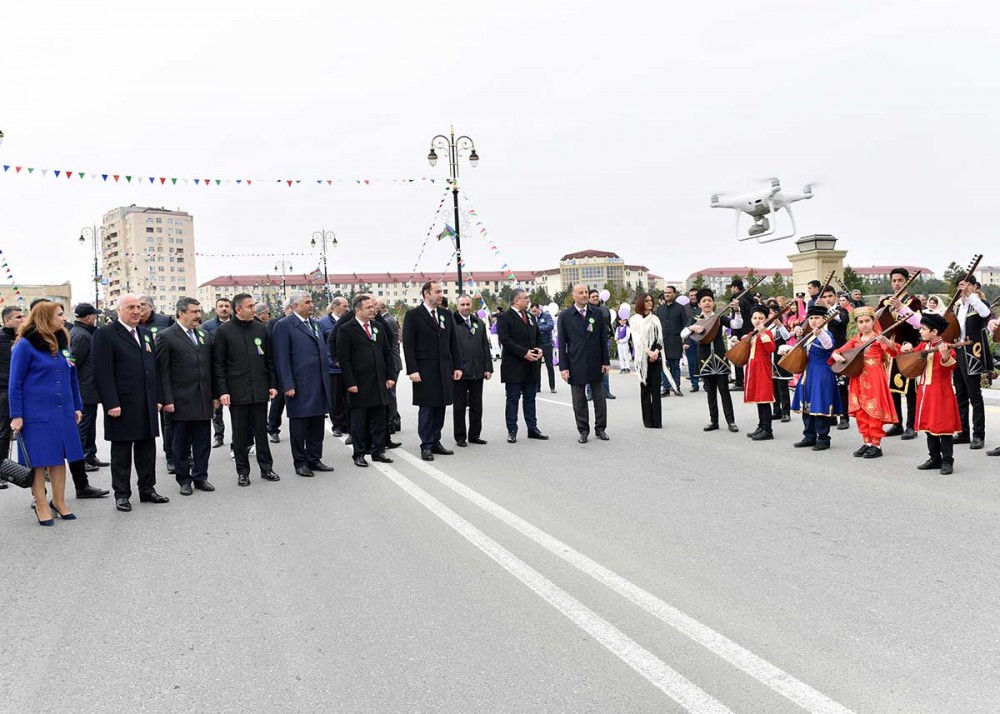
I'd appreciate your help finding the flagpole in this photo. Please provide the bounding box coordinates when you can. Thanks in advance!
[427,127,479,294]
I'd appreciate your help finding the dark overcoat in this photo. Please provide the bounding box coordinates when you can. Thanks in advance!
[337,318,392,409]
[497,308,538,384]
[272,314,332,418]
[69,321,99,405]
[453,311,493,381]
[92,321,160,442]
[213,317,275,404]
[654,302,687,360]
[402,305,460,407]
[557,307,610,385]
[155,323,214,421]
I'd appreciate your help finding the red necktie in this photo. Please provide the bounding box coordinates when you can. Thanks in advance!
[521,311,528,325]
[364,322,372,339]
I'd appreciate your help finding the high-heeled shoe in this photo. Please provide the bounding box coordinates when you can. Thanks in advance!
[50,500,76,520]
[34,508,54,526]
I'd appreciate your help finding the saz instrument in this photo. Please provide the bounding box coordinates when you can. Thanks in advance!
[941,254,983,343]
[874,270,921,331]
[895,340,971,380]
[776,309,839,375]
[725,304,794,367]
[690,274,768,345]
[830,315,908,378]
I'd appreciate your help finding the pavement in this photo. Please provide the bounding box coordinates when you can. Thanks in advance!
[1,372,999,713]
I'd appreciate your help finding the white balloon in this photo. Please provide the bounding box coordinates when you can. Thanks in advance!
[676,295,690,306]
[547,302,559,315]
[599,289,611,302]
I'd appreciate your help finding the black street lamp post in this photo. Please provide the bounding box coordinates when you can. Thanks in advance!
[428,126,478,293]
[274,258,293,300]
[310,229,337,302]
[79,224,105,310]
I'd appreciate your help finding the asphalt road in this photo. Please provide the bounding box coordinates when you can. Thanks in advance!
[2,372,999,713]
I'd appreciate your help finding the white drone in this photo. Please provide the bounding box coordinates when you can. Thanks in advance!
[710,178,815,243]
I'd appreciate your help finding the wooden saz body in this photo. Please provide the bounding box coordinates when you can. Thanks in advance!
[776,343,810,375]
[941,254,983,343]
[690,312,725,345]
[895,340,971,380]
[725,336,752,366]
[831,317,908,378]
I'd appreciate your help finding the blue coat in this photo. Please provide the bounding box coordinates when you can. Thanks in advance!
[791,336,842,416]
[9,336,84,467]
[272,314,332,418]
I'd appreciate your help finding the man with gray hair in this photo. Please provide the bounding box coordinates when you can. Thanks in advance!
[273,291,333,476]
[497,288,547,443]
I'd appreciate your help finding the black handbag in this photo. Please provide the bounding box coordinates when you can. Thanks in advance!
[0,434,34,489]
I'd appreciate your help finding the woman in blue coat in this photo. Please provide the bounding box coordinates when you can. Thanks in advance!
[9,302,84,525]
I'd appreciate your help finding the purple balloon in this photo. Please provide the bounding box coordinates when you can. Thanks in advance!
[618,305,631,319]
[477,309,488,319]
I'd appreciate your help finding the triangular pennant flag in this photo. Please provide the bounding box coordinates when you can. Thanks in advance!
[15,166,22,173]
[364,180,370,185]
[66,171,73,179]
[102,174,108,181]
[204,179,210,186]
[215,179,221,185]
[1,166,8,172]
[41,169,48,177]
[287,180,293,187]
[79,172,86,179]
[246,179,252,186]
[326,180,332,185]
[171,178,177,185]
[54,170,61,177]
[113,175,120,182]
[125,175,132,183]
[160,177,166,184]
[194,179,200,185]
[148,177,155,184]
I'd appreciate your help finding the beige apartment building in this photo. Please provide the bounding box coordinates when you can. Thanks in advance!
[0,282,73,309]
[101,205,195,313]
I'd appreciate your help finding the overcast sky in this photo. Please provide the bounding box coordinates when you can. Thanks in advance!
[1,0,996,305]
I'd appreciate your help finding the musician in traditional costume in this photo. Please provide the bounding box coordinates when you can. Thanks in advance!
[950,278,993,450]
[821,286,852,431]
[901,312,961,475]
[743,305,777,441]
[767,301,792,423]
[830,306,899,459]
[878,268,923,440]
[681,289,741,433]
[791,305,842,451]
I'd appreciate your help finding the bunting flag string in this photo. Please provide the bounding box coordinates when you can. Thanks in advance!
[0,248,24,305]
[460,190,520,286]
[0,163,447,189]
[402,188,452,287]
[194,250,320,258]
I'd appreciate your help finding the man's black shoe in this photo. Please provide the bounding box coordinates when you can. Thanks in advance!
[690,386,700,393]
[345,436,353,445]
[115,498,131,512]
[660,389,669,397]
[332,427,343,438]
[781,414,791,423]
[212,437,224,448]
[166,462,176,475]
[727,423,739,433]
[421,450,434,461]
[578,434,588,444]
[238,473,251,486]
[673,390,684,397]
[751,431,774,441]
[385,440,402,449]
[811,443,830,451]
[371,453,392,463]
[901,428,917,440]
[84,463,100,473]
[732,385,744,391]
[353,455,369,468]
[193,481,215,492]
[76,485,109,498]
[139,491,169,503]
[917,458,941,471]
[884,424,904,437]
[703,423,719,432]
[179,483,194,496]
[594,430,609,441]
[837,417,850,430]
[793,440,816,448]
[455,439,468,447]
[87,459,110,467]
[431,445,453,456]
[527,430,549,440]
[940,462,954,475]
[310,461,335,472]
[469,438,487,445]
[747,428,762,439]
[294,467,314,478]
[268,433,280,443]
[987,446,1000,456]
[507,432,517,444]
[953,434,971,445]
[260,470,280,481]
[605,393,617,400]
[970,438,984,450]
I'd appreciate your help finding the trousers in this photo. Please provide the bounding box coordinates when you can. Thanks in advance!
[802,414,832,446]
[536,344,556,392]
[351,406,386,457]
[110,438,157,499]
[417,406,446,450]
[571,380,607,435]
[78,403,99,463]
[289,415,325,467]
[756,403,773,434]
[855,410,884,447]
[231,403,273,474]
[171,419,211,484]
[927,434,955,463]
[702,373,735,425]
[267,392,285,435]
[953,362,985,441]
[640,360,662,428]
[453,379,484,441]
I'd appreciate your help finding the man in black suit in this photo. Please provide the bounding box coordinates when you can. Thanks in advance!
[201,297,232,448]
[497,288,547,443]
[402,280,462,461]
[69,303,110,472]
[452,294,493,447]
[156,297,217,496]
[558,284,611,443]
[214,293,279,486]
[92,294,169,512]
[375,298,403,434]
[337,294,395,467]
[654,286,687,397]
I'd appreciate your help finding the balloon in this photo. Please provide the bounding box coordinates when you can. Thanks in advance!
[477,309,487,319]
[676,295,690,306]
[618,306,631,319]
[599,289,611,302]
[547,302,559,315]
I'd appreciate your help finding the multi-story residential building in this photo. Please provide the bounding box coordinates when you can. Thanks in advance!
[0,282,73,309]
[977,266,1000,286]
[101,205,195,314]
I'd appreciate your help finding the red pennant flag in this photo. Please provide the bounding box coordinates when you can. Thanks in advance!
[364,179,370,185]
[246,180,252,186]
[66,171,73,179]
[14,166,22,173]
[204,179,210,186]
[326,180,332,185]
[113,175,120,182]
[287,180,293,187]
[160,177,167,184]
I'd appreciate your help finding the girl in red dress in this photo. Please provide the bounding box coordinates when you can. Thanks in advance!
[744,306,777,441]
[900,312,962,475]
[831,306,899,459]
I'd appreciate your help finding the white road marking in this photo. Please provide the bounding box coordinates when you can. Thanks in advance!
[372,459,734,714]
[394,448,857,714]
[536,397,572,407]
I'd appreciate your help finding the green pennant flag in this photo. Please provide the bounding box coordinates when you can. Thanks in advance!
[27,168,34,174]
[126,175,132,183]
[171,178,177,185]
[215,179,221,185]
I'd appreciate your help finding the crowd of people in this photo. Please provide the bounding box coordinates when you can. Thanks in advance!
[2,270,998,526]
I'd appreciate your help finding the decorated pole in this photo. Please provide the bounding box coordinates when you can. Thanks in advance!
[428,127,479,294]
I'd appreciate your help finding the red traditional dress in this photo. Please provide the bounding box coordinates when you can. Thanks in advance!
[913,341,962,435]
[833,336,899,446]
[743,330,776,404]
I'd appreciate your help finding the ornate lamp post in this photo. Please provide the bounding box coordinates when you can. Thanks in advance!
[427,126,478,293]
[310,229,337,302]
[274,258,294,300]
[79,225,105,309]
